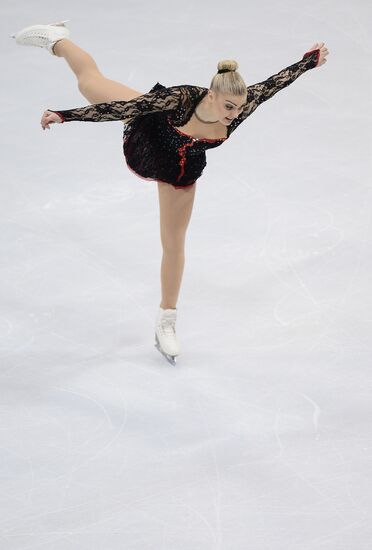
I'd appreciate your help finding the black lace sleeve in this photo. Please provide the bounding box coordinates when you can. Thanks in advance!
[237,49,320,122]
[47,85,186,123]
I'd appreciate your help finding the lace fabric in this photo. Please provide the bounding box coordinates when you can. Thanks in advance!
[51,84,185,124]
[160,317,176,336]
[48,49,320,187]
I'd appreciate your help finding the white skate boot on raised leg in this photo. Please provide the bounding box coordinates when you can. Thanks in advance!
[155,307,180,366]
[11,20,71,56]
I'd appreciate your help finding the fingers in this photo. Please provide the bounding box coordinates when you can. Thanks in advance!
[41,111,54,130]
[310,42,329,67]
[310,42,327,51]
[41,114,47,130]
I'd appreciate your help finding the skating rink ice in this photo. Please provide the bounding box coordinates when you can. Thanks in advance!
[1,0,371,548]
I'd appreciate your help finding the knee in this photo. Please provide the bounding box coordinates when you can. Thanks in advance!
[77,72,102,96]
[161,234,186,255]
[77,78,91,98]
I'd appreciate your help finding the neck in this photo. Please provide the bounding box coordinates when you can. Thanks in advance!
[195,96,219,123]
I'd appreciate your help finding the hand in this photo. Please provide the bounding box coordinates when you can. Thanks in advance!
[41,110,63,130]
[308,42,329,67]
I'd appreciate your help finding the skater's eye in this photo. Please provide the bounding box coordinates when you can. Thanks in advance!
[225,103,244,111]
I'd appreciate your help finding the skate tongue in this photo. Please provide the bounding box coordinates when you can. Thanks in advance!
[163,310,176,320]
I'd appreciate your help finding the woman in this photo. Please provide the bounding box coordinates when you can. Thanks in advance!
[12,21,329,366]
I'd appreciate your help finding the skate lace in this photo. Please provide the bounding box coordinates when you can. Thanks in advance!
[161,318,176,336]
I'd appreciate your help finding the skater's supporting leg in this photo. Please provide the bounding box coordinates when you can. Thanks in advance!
[53,39,143,103]
[157,181,196,310]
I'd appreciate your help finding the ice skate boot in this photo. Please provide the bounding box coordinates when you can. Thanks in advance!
[11,20,71,56]
[155,307,180,366]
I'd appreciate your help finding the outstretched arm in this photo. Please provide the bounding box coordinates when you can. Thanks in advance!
[41,85,187,129]
[239,43,329,121]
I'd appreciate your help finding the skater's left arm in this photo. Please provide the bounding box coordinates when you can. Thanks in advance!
[238,43,329,122]
[42,85,187,126]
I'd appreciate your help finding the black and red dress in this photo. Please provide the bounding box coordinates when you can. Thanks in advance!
[49,49,320,189]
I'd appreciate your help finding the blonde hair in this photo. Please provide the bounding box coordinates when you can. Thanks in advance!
[210,59,247,97]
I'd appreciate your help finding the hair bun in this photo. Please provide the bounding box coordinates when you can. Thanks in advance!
[217,59,238,72]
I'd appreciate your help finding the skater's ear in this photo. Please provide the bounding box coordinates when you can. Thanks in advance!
[207,89,216,101]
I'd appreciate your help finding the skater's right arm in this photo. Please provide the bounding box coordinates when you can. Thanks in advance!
[42,85,187,126]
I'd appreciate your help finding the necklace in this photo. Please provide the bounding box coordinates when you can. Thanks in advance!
[194,108,219,124]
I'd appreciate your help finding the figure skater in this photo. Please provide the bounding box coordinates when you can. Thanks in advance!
[11,21,329,366]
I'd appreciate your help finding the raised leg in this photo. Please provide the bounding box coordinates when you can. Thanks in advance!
[53,38,143,103]
[157,181,197,309]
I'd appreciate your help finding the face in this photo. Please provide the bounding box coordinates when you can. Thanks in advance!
[208,91,247,124]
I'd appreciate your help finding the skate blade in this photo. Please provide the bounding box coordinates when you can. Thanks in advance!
[154,337,177,366]
[51,20,71,26]
[155,342,177,366]
[10,20,70,39]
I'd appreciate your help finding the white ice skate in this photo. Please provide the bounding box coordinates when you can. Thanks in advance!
[155,307,180,366]
[11,20,71,56]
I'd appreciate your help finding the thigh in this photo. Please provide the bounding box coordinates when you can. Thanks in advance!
[157,182,197,247]
[79,74,144,104]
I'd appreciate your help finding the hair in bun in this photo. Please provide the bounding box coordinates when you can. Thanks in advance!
[217,59,238,72]
[210,58,246,97]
